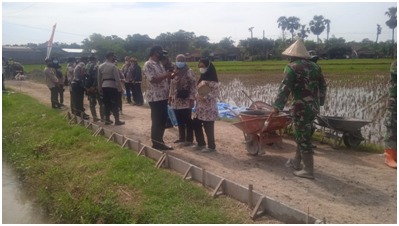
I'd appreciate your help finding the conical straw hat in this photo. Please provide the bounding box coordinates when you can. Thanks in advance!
[282,39,311,59]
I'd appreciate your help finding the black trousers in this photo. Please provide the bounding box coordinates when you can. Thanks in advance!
[174,108,193,142]
[149,99,168,147]
[57,85,64,104]
[50,87,60,108]
[71,83,85,116]
[117,91,122,112]
[124,83,134,103]
[102,87,119,118]
[192,118,216,149]
[132,83,143,105]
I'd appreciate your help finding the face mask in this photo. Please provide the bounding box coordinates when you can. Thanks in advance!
[199,68,208,74]
[157,51,164,61]
[176,62,186,69]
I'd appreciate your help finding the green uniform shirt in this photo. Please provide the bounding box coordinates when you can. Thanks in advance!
[273,59,327,114]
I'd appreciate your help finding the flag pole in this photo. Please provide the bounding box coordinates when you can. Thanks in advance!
[46,23,57,59]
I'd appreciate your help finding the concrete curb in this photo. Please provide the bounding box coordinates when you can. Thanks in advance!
[67,112,324,224]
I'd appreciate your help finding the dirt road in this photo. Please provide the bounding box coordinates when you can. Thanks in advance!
[5,80,397,224]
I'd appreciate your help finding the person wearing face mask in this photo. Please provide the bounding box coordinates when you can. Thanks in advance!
[192,58,220,153]
[98,52,125,126]
[169,54,196,146]
[43,58,61,109]
[143,46,175,151]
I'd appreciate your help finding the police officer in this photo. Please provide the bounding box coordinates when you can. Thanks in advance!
[66,57,76,114]
[84,55,105,122]
[130,57,144,106]
[272,39,327,179]
[43,58,61,109]
[53,59,65,107]
[98,52,125,126]
[71,56,89,119]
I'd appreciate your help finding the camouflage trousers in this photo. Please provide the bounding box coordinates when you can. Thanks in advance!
[292,106,316,154]
[384,110,397,150]
[88,92,105,120]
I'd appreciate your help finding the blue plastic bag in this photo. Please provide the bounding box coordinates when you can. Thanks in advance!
[167,105,178,126]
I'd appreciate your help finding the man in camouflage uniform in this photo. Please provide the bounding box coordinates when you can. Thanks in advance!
[272,39,327,179]
[84,55,105,122]
[384,61,397,169]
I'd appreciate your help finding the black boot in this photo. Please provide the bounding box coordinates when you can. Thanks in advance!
[105,115,113,125]
[293,152,314,179]
[114,115,125,126]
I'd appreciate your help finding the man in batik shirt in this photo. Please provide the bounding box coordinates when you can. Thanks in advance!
[143,46,175,151]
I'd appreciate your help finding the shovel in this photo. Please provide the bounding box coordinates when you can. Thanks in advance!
[241,90,274,111]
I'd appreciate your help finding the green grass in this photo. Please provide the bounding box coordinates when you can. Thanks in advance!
[25,58,391,87]
[2,91,254,224]
[24,58,392,77]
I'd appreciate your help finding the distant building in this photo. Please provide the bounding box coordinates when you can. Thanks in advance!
[185,50,202,62]
[212,48,241,61]
[2,46,45,64]
[2,46,97,64]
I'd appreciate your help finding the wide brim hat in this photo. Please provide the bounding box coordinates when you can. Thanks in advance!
[198,84,211,97]
[282,39,311,59]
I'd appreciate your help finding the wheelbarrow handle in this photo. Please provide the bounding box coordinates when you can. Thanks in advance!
[261,111,276,132]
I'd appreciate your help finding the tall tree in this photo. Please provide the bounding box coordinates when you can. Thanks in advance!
[309,15,326,48]
[298,24,310,40]
[286,16,301,41]
[324,18,331,45]
[125,34,153,55]
[218,37,235,50]
[277,16,288,42]
[82,33,127,59]
[193,35,210,49]
[376,24,382,43]
[385,6,397,58]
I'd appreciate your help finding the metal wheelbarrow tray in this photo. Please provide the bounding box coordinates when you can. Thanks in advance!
[233,110,291,155]
[315,115,371,148]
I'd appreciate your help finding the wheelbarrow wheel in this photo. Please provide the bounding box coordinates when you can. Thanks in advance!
[244,133,260,156]
[343,130,364,148]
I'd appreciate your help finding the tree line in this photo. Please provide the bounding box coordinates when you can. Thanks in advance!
[18,7,397,61]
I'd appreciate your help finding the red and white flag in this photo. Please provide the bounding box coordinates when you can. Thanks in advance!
[46,23,57,59]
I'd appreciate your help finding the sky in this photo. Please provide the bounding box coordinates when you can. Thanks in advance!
[2,1,397,46]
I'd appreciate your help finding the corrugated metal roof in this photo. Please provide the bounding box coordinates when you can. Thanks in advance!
[61,48,85,53]
[2,46,39,52]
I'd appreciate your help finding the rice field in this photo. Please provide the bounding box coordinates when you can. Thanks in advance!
[217,59,392,146]
[219,78,389,145]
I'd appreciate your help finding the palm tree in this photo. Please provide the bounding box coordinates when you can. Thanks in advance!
[277,16,288,42]
[298,24,310,40]
[324,18,331,46]
[286,16,301,41]
[309,15,326,49]
[385,7,397,58]
[376,24,382,43]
